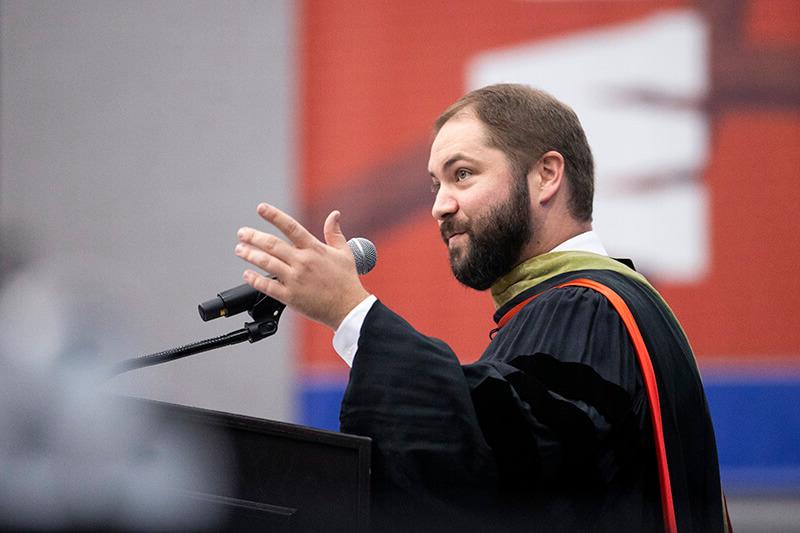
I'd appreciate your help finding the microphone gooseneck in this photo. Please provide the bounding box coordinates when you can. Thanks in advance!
[109,237,378,379]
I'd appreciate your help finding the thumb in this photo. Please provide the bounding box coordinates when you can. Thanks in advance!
[323,210,348,248]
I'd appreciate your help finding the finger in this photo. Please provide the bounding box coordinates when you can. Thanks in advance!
[235,242,291,280]
[243,269,289,304]
[237,227,295,264]
[257,203,317,249]
[323,210,348,248]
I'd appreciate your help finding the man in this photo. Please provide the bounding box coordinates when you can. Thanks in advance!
[234,84,728,532]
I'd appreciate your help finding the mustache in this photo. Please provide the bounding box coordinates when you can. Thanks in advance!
[439,218,470,243]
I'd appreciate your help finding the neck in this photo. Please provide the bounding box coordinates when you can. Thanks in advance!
[519,218,592,263]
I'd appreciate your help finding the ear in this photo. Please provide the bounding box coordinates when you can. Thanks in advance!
[530,151,566,205]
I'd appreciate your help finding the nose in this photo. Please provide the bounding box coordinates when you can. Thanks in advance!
[432,187,458,221]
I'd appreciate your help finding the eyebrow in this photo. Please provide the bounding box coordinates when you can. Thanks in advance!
[428,153,480,178]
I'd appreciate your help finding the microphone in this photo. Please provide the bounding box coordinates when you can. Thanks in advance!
[198,237,377,321]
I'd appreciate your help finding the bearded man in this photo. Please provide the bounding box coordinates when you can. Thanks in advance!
[234,84,729,532]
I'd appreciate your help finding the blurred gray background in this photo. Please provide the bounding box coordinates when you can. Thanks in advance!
[1,0,296,422]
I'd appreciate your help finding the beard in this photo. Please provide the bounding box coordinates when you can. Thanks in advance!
[441,179,532,291]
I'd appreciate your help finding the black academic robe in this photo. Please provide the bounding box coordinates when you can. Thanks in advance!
[339,268,725,533]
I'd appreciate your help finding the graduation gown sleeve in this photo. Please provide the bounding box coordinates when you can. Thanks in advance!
[339,284,658,532]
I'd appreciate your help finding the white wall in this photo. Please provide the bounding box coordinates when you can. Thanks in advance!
[0,0,296,422]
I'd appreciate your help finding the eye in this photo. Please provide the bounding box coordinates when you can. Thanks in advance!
[430,180,441,194]
[455,168,472,181]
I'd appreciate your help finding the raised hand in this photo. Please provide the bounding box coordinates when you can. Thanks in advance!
[234,203,371,330]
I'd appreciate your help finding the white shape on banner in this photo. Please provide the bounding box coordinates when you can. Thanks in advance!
[467,10,709,282]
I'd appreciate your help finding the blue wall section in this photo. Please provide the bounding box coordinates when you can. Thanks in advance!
[704,376,800,494]
[300,374,800,494]
[299,378,348,431]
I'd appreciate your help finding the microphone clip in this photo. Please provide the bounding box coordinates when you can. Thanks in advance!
[244,294,286,343]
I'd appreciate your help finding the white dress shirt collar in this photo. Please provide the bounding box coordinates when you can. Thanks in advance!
[549,230,608,256]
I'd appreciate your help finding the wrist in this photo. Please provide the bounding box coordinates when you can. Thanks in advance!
[327,287,371,330]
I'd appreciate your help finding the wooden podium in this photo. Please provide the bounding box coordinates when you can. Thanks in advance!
[130,398,371,532]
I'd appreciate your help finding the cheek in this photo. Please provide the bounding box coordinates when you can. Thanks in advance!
[457,191,486,217]
[465,189,500,218]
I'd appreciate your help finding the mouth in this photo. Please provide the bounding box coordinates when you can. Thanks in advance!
[440,220,469,246]
[443,231,466,246]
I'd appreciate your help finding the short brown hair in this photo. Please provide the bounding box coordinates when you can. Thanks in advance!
[434,84,594,221]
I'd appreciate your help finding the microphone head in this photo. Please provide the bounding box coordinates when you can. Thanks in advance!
[347,237,377,275]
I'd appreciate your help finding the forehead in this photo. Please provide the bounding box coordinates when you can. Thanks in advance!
[428,112,493,174]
